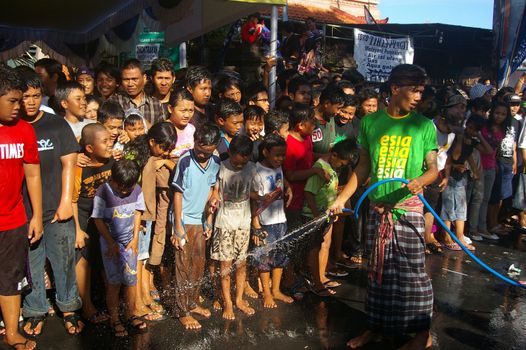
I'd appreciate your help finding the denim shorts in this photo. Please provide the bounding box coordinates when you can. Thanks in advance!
[254,223,289,272]
[490,161,514,204]
[440,176,467,222]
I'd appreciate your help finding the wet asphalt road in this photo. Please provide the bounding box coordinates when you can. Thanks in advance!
[2,230,525,350]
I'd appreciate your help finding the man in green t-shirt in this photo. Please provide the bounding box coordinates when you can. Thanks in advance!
[330,64,438,350]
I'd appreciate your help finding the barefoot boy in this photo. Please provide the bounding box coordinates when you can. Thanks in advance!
[210,135,256,320]
[171,124,220,330]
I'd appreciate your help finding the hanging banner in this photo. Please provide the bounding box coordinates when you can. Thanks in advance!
[510,5,526,73]
[353,29,414,82]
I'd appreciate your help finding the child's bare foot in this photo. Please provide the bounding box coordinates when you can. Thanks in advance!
[222,302,235,320]
[244,282,259,299]
[179,315,201,330]
[263,293,277,308]
[272,290,293,304]
[213,300,222,311]
[347,330,376,348]
[236,299,255,316]
[190,305,211,318]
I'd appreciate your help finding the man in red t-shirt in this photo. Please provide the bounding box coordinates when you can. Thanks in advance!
[0,65,42,350]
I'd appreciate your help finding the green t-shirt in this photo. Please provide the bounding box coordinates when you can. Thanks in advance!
[358,109,438,205]
[302,159,338,218]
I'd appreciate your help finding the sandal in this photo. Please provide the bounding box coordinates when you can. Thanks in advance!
[63,314,84,335]
[311,286,336,297]
[127,316,148,334]
[150,290,161,302]
[23,315,46,336]
[323,280,341,288]
[326,269,349,277]
[138,312,166,322]
[426,242,443,254]
[111,320,128,337]
[443,243,462,251]
[146,302,165,315]
[349,255,362,264]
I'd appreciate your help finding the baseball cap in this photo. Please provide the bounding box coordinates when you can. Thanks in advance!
[443,94,467,108]
[76,67,95,79]
[506,94,522,105]
[469,83,493,100]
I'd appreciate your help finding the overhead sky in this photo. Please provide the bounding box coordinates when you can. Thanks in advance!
[377,0,494,29]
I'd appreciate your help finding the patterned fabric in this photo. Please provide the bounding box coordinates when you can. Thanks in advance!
[109,93,166,126]
[369,196,423,284]
[365,209,433,335]
[210,228,250,262]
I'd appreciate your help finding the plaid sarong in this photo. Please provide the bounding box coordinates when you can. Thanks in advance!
[365,209,433,335]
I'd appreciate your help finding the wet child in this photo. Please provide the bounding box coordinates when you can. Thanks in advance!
[243,105,265,161]
[124,122,177,320]
[251,134,294,308]
[211,135,257,319]
[92,160,147,336]
[171,124,221,330]
[56,81,94,140]
[303,139,356,296]
[97,101,129,151]
[265,110,290,139]
[73,123,114,325]
[283,104,329,228]
[168,88,196,161]
[216,99,244,160]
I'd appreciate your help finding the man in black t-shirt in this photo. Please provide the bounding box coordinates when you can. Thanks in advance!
[19,70,85,336]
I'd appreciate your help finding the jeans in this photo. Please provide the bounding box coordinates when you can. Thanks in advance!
[23,220,82,317]
[467,175,484,234]
[478,169,496,232]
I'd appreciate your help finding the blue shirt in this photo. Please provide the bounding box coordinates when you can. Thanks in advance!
[91,183,145,244]
[172,150,220,225]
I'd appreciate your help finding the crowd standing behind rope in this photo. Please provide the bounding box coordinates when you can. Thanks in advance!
[1,15,526,350]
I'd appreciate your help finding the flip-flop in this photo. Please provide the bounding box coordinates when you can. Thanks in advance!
[323,280,341,288]
[22,315,46,337]
[6,340,35,350]
[311,286,336,297]
[443,243,462,251]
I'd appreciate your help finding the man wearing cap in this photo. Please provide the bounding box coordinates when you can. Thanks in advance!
[330,64,438,349]
[470,82,493,103]
[76,68,95,96]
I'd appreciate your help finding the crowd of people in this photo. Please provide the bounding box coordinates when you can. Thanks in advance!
[1,15,526,350]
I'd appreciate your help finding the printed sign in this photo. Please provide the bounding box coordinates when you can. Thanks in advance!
[353,29,414,82]
[136,44,160,69]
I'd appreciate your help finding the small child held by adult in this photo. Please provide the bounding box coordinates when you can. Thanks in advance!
[92,160,147,336]
[171,124,221,330]
[251,134,294,308]
[211,135,257,319]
